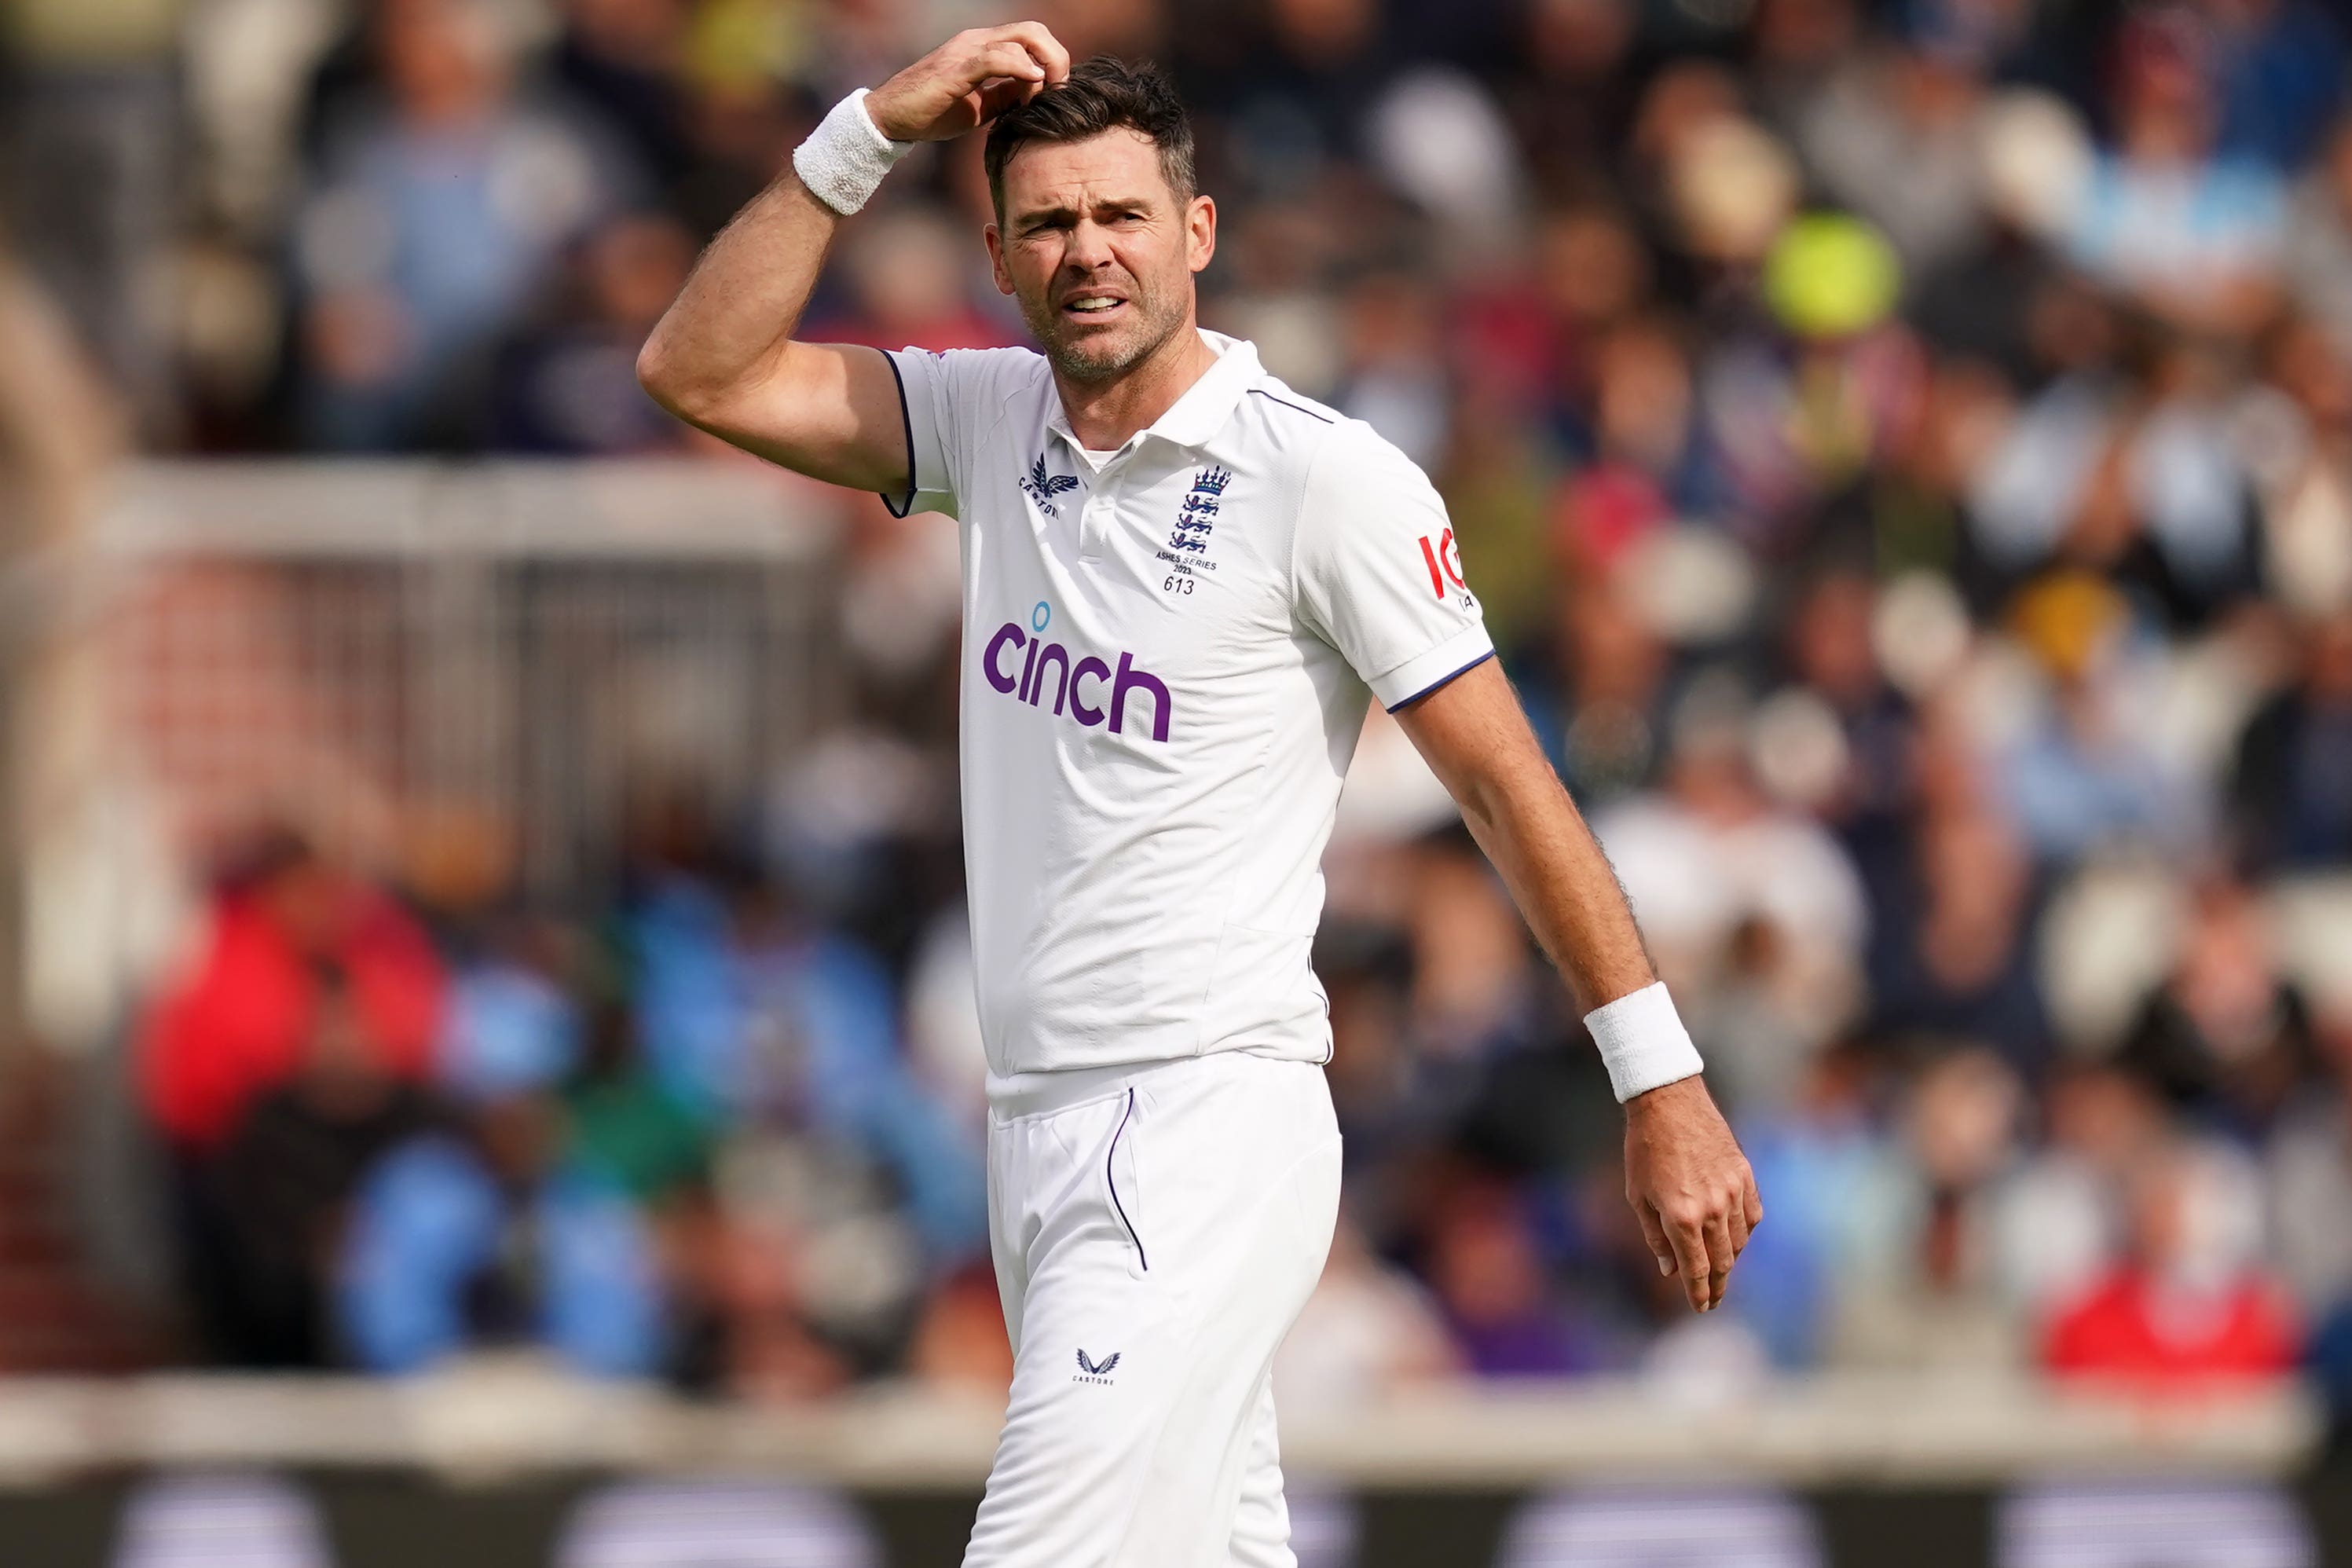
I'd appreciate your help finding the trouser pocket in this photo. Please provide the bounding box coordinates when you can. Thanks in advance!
[1104,1087,1148,1280]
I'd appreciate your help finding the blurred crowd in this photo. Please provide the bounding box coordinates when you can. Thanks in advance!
[12,0,2352,1423]
[138,812,996,1395]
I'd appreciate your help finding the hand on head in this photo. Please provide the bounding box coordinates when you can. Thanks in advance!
[866,21,1073,143]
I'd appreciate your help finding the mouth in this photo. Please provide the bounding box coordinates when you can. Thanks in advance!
[1058,290,1130,323]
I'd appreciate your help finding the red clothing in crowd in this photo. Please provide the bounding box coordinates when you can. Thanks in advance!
[2043,1267,2299,1385]
[138,886,445,1150]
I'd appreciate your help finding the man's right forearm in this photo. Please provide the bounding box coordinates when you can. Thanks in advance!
[635,172,837,425]
[636,26,1064,482]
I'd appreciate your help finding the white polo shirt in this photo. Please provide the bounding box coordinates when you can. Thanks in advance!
[883,330,1492,1083]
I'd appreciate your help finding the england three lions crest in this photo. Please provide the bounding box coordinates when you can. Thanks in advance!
[1168,465,1229,554]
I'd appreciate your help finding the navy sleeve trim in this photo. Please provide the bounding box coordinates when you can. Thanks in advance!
[878,350,920,518]
[1247,387,1335,423]
[1385,649,1497,713]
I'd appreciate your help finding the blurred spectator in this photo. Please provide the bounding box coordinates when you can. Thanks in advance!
[547,0,694,193]
[138,827,443,1156]
[291,0,641,449]
[1828,1050,2029,1371]
[2253,316,2352,619]
[2310,1299,2352,1445]
[906,1261,1013,1393]
[2064,6,2287,335]
[1972,350,2261,627]
[1906,93,2085,387]
[1549,317,1733,574]
[1596,678,1868,1052]
[1423,1181,1594,1377]
[211,969,448,1365]
[1518,574,1672,808]
[1732,1039,1909,1366]
[668,82,804,243]
[336,1086,665,1375]
[565,1009,710,1207]
[488,212,698,452]
[1204,0,1392,199]
[2229,610,2352,871]
[1365,66,1526,258]
[1795,36,1992,275]
[1501,0,1639,197]
[1317,923,1460,1252]
[805,206,1015,355]
[1861,707,2053,1073]
[691,1128,914,1394]
[0,0,181,432]
[2207,0,2346,172]
[2287,122,2352,359]
[1335,269,1450,471]
[436,909,584,1102]
[2115,876,2317,1133]
[1996,577,2199,863]
[1993,1064,2163,1317]
[730,872,986,1259]
[138,830,443,1363]
[1403,834,1544,1065]
[1781,566,1914,820]
[2265,1002,2352,1317]
[2042,1138,2298,1387]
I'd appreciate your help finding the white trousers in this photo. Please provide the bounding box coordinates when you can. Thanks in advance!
[963,1051,1343,1568]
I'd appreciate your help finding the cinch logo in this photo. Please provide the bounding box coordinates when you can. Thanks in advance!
[984,601,1173,742]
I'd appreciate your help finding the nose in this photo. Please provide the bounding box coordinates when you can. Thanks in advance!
[1063,217,1116,273]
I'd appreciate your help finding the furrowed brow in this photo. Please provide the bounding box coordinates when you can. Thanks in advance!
[1011,192,1160,233]
[1012,200,1079,233]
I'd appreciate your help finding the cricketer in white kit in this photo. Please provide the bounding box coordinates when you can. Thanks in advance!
[639,28,1762,1566]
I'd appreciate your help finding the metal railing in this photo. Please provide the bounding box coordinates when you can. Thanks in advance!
[15,459,846,1045]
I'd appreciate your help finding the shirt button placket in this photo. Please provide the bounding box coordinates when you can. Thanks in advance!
[1080,487,1109,561]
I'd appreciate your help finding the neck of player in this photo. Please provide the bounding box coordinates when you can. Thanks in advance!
[1052,317,1220,452]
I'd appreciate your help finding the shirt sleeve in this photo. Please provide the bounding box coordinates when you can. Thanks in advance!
[1294,421,1495,710]
[879,347,962,519]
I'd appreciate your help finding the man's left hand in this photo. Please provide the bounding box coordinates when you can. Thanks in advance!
[1623,1076,1760,1313]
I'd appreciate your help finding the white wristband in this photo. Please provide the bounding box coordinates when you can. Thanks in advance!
[1584,981,1705,1104]
[792,88,910,216]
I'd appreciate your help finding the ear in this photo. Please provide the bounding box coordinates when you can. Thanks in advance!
[984,222,1014,296]
[1185,195,1216,276]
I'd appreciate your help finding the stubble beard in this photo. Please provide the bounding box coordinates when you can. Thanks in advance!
[1023,276,1190,386]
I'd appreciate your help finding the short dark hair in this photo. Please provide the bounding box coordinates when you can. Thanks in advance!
[983,57,1196,219]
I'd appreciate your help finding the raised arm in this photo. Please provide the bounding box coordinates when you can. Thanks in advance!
[634,23,1070,483]
[1395,658,1762,1313]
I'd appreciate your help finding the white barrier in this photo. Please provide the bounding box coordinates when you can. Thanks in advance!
[0,1367,2317,1489]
